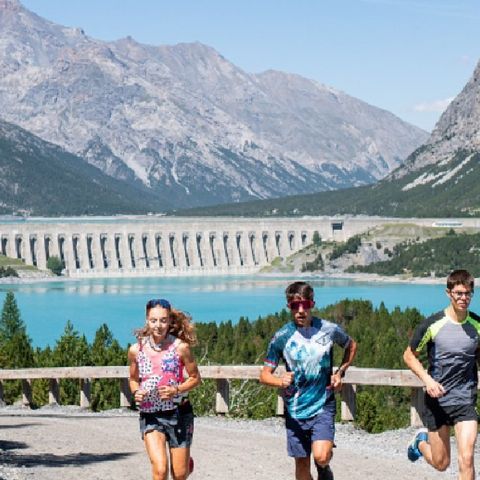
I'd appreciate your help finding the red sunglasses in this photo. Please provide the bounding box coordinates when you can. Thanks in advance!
[288,299,315,310]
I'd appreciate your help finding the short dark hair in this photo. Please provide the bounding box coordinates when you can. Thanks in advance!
[446,269,474,291]
[285,281,314,302]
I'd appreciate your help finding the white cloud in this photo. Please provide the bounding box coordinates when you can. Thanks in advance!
[458,54,476,66]
[413,97,454,113]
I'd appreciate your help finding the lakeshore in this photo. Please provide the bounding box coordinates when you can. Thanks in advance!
[0,270,448,286]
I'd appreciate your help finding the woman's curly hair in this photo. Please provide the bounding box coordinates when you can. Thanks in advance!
[135,302,197,346]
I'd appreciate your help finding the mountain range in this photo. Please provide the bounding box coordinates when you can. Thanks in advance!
[178,58,480,217]
[0,0,428,213]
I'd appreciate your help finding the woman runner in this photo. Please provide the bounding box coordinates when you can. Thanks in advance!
[128,298,201,480]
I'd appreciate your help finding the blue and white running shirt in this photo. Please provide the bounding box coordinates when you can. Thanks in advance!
[264,317,351,419]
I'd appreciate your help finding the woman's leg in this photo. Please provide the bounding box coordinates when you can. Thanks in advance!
[144,430,169,480]
[170,407,194,479]
[170,446,191,480]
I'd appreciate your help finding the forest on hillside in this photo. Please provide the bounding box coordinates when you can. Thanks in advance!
[0,291,441,433]
[172,151,480,218]
[348,230,480,277]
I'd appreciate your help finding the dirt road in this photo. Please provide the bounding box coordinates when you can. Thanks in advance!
[0,408,466,479]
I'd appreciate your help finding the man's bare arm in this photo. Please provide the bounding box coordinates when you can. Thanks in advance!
[403,346,445,398]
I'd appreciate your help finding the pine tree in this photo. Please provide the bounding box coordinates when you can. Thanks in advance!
[52,320,90,405]
[90,324,126,410]
[0,291,34,404]
[52,321,90,367]
[91,323,125,366]
[0,291,34,368]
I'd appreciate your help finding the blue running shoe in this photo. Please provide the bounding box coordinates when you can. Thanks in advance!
[407,428,428,462]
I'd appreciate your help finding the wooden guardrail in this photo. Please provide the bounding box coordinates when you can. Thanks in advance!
[0,366,426,426]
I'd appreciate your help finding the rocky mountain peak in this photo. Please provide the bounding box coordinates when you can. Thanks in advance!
[394,59,480,177]
[0,0,29,29]
[429,59,480,148]
[0,1,429,209]
[0,0,21,11]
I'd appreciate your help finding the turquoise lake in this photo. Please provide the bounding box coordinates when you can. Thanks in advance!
[0,275,462,348]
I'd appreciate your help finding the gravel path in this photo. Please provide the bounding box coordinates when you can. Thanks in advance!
[0,406,475,479]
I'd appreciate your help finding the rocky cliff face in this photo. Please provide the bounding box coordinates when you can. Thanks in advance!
[392,59,480,181]
[0,0,428,208]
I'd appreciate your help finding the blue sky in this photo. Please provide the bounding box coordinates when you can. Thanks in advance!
[21,0,480,132]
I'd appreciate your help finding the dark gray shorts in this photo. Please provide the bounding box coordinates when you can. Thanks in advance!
[423,398,478,431]
[285,397,336,458]
[139,409,194,448]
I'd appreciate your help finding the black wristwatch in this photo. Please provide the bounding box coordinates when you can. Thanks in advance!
[335,368,346,378]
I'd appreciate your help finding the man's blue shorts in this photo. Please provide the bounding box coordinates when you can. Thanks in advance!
[285,397,336,458]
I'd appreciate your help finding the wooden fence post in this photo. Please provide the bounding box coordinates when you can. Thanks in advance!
[21,379,32,407]
[48,378,60,405]
[410,387,424,427]
[341,383,356,421]
[215,379,229,414]
[276,390,285,416]
[119,378,131,408]
[0,380,5,406]
[80,378,91,409]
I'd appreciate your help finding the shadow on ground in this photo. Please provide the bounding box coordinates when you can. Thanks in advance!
[0,440,28,451]
[0,423,40,430]
[1,451,135,468]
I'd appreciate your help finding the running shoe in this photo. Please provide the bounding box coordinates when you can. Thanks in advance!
[407,428,428,462]
[316,465,334,480]
[189,456,194,474]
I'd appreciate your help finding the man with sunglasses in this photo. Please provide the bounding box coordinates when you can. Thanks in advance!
[404,269,480,480]
[260,281,357,480]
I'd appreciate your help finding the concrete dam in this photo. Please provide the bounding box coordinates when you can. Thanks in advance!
[1,216,475,278]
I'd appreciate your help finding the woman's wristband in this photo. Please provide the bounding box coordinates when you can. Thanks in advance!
[132,389,139,396]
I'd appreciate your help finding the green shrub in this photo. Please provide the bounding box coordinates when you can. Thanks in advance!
[47,256,64,276]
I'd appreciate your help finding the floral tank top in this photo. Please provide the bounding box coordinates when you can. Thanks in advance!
[137,334,186,413]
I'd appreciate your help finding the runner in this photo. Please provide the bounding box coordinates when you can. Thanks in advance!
[128,298,201,480]
[259,281,357,480]
[404,269,479,480]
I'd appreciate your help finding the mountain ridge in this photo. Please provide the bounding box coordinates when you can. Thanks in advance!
[0,118,169,215]
[174,59,480,217]
[0,0,428,209]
